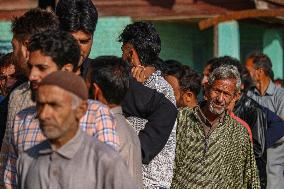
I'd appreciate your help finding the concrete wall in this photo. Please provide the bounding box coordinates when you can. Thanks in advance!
[1,18,283,78]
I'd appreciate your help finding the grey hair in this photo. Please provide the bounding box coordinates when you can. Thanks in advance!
[208,65,241,91]
[70,93,83,109]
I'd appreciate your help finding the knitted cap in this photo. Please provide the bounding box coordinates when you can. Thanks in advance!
[39,71,88,100]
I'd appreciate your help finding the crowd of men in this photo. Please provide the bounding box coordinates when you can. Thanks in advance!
[0,0,284,188]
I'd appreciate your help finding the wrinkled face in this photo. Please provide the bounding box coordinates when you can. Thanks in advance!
[36,85,77,140]
[28,50,59,92]
[202,64,211,87]
[11,36,29,76]
[70,30,93,70]
[206,79,236,115]
[165,75,183,107]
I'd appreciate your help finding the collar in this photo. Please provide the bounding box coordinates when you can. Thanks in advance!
[253,80,275,96]
[38,129,85,159]
[110,106,123,115]
[193,105,226,128]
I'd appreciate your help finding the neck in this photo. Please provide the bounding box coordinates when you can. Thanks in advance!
[144,66,156,80]
[108,103,119,109]
[256,76,271,96]
[50,124,79,150]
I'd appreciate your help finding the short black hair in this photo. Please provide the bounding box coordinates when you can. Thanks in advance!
[28,30,80,70]
[56,0,98,35]
[88,56,130,105]
[207,56,243,74]
[0,53,14,69]
[12,8,59,41]
[164,59,201,96]
[119,21,161,67]
[163,59,183,79]
[207,56,254,90]
[247,52,273,79]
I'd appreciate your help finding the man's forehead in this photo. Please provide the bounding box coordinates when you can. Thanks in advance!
[29,50,55,65]
[37,85,70,100]
[70,30,92,40]
[211,79,236,89]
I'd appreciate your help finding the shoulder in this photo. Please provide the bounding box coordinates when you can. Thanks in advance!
[177,107,196,126]
[86,99,111,113]
[21,140,50,160]
[15,107,37,126]
[9,82,30,99]
[274,87,284,100]
[226,114,251,141]
[83,135,123,163]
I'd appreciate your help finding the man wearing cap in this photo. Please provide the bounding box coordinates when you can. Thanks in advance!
[17,71,136,189]
[3,30,119,188]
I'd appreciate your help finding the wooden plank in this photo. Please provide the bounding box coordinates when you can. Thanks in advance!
[0,0,255,21]
[199,9,284,30]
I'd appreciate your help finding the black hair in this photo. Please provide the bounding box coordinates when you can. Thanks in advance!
[164,59,201,96]
[247,52,273,79]
[207,56,243,74]
[0,53,14,69]
[28,30,80,70]
[206,56,254,91]
[163,59,183,79]
[56,0,98,35]
[88,56,130,105]
[119,21,161,67]
[12,8,59,41]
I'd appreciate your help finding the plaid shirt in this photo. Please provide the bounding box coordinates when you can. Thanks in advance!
[3,99,119,188]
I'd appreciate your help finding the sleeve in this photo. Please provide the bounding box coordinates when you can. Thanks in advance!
[3,128,18,189]
[102,156,138,189]
[92,106,119,151]
[265,107,284,148]
[121,79,177,164]
[0,93,16,188]
[243,132,261,189]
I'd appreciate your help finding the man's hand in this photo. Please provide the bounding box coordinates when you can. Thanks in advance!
[131,66,146,83]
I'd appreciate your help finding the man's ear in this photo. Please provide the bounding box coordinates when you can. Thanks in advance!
[22,40,30,61]
[234,90,241,101]
[61,64,74,72]
[93,83,101,101]
[183,91,193,103]
[75,100,88,121]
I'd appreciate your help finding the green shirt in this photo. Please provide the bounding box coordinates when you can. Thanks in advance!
[172,107,260,189]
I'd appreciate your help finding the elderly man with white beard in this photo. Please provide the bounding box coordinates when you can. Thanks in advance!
[171,65,260,189]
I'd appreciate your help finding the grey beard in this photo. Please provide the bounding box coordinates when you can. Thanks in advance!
[209,100,225,115]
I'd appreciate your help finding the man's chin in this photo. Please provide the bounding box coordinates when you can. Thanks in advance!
[209,105,225,115]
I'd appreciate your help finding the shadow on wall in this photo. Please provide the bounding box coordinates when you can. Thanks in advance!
[146,0,175,9]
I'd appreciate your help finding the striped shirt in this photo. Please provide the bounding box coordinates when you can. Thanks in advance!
[3,99,118,188]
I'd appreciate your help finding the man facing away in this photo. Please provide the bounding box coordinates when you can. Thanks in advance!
[246,53,284,189]
[86,56,143,188]
[55,0,177,165]
[172,65,260,189]
[17,71,136,189]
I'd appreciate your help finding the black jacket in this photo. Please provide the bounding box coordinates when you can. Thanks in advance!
[122,78,177,164]
[82,58,177,164]
[233,94,267,188]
